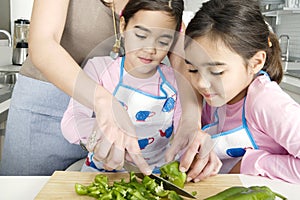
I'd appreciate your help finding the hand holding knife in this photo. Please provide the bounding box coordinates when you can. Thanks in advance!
[123,160,197,199]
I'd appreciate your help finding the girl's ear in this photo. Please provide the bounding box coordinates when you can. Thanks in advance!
[119,16,126,37]
[248,50,266,74]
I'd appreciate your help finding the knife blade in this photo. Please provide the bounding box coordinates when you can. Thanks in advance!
[123,160,196,199]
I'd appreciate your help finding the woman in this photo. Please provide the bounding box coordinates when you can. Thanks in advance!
[1,0,221,180]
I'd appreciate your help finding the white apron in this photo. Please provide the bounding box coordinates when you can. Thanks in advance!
[114,57,177,170]
[85,57,178,172]
[202,98,258,173]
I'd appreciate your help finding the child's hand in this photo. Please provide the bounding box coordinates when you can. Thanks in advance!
[166,128,222,182]
[164,74,222,182]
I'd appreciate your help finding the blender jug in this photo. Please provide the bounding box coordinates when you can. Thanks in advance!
[12,19,30,65]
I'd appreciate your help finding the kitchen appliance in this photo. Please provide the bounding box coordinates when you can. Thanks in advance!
[12,19,30,65]
[259,0,285,11]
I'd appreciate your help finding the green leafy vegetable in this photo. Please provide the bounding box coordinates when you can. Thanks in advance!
[160,161,187,188]
[75,171,183,200]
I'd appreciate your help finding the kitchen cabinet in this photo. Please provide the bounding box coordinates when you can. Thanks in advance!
[263,6,300,70]
[0,0,11,36]
[263,7,300,25]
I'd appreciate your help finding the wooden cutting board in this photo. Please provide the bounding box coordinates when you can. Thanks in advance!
[35,171,242,199]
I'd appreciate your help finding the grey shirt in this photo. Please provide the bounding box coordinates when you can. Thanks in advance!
[20,0,119,82]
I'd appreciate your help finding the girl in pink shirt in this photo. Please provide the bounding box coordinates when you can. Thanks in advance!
[61,0,183,173]
[184,0,300,184]
[61,0,223,180]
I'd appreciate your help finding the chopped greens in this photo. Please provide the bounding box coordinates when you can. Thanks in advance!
[75,171,183,200]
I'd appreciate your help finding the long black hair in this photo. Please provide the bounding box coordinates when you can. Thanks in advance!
[185,0,283,83]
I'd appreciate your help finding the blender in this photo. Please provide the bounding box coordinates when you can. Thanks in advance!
[12,19,30,65]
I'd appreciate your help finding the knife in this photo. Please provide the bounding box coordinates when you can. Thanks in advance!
[123,160,196,199]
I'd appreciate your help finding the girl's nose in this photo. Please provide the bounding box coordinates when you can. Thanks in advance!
[142,39,157,54]
[143,46,156,54]
[196,74,211,90]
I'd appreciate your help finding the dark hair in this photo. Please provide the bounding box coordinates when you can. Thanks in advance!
[122,0,184,32]
[185,0,283,83]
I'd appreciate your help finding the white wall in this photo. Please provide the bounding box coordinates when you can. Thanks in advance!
[8,0,207,37]
[10,0,34,35]
[8,0,206,30]
[185,0,208,13]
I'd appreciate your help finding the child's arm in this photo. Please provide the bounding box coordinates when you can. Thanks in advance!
[241,85,300,184]
[61,97,95,144]
[61,58,104,144]
[241,149,300,184]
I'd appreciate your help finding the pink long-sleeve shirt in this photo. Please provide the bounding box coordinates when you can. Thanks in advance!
[202,75,300,184]
[61,56,181,146]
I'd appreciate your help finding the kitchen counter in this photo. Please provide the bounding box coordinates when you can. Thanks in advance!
[280,61,300,97]
[0,172,299,200]
[0,64,19,123]
[0,176,49,200]
[280,73,300,104]
[281,73,300,94]
[0,84,13,123]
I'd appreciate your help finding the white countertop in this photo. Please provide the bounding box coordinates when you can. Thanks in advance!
[0,176,49,200]
[0,174,299,200]
[282,73,300,88]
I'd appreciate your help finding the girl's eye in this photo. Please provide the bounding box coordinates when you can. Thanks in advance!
[135,33,146,39]
[158,40,170,46]
[188,69,198,73]
[211,71,224,75]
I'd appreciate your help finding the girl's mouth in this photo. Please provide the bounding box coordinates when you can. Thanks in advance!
[139,57,153,64]
[202,92,216,99]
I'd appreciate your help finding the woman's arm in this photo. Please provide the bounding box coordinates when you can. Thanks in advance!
[29,0,85,99]
[29,0,151,174]
[29,0,100,110]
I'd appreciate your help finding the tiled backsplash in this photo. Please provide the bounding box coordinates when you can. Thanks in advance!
[276,14,300,59]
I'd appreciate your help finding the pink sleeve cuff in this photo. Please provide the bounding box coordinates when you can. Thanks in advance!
[240,149,267,175]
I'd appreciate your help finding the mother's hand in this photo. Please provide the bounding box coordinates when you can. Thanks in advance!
[86,85,152,175]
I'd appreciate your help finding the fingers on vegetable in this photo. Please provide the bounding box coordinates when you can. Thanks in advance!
[160,161,187,188]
